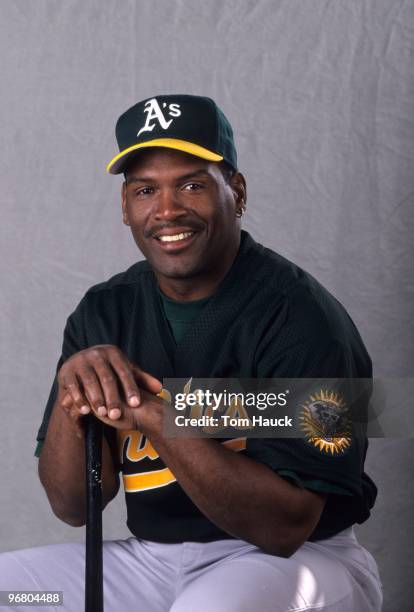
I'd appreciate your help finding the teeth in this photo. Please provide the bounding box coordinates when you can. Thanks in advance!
[158,232,194,243]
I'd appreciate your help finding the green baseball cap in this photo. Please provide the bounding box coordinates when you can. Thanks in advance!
[106,94,237,174]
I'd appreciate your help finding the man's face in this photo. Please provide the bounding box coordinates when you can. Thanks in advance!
[122,148,244,290]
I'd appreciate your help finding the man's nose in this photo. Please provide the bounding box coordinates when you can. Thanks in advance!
[153,188,186,220]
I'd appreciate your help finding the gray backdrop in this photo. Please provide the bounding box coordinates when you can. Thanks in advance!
[1,2,413,611]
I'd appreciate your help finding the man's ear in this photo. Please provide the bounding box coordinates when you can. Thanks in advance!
[230,172,247,214]
[121,181,130,226]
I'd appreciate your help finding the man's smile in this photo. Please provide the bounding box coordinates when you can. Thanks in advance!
[157,231,194,243]
[152,228,201,253]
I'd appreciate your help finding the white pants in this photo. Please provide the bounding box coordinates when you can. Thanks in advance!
[0,527,382,611]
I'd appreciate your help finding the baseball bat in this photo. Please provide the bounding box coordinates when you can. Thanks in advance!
[85,414,104,612]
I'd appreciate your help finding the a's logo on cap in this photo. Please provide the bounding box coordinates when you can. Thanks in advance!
[137,98,181,136]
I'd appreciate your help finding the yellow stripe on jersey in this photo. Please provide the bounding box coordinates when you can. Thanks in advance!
[123,467,176,492]
[121,437,247,492]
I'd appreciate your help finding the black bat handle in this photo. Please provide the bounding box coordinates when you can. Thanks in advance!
[85,414,104,612]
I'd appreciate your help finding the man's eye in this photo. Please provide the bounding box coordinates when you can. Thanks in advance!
[183,183,203,191]
[135,187,153,196]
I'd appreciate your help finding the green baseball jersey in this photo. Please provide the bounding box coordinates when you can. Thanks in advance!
[35,230,377,542]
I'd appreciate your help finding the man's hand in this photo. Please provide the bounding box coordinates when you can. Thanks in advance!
[57,345,163,432]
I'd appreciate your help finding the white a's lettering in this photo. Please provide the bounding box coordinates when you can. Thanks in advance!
[169,103,181,117]
[137,98,181,136]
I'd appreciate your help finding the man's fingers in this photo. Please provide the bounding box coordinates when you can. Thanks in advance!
[58,390,88,438]
[58,346,162,424]
[130,364,163,395]
[61,392,73,409]
[87,358,123,419]
[59,371,90,414]
[74,363,107,414]
[109,353,141,408]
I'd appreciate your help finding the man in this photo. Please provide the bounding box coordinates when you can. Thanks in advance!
[0,95,382,610]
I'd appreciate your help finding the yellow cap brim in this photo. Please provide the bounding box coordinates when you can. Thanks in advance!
[106,138,223,174]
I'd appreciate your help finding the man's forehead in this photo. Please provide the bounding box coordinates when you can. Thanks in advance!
[125,148,219,179]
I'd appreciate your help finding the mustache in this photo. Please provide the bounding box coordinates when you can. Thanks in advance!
[145,221,205,239]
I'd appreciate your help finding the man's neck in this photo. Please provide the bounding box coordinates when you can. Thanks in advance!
[156,276,224,301]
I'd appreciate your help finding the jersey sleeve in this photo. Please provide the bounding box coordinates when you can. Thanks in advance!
[246,283,375,506]
[34,300,88,457]
[276,469,353,496]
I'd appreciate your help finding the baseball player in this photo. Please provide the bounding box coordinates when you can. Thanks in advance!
[0,95,383,611]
